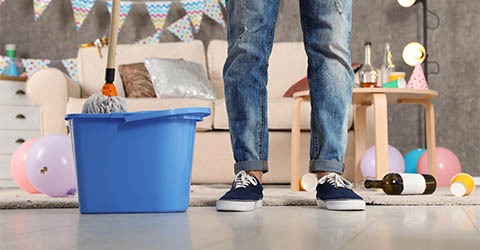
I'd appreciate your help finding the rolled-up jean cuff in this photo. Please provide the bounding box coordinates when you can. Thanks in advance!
[234,160,269,174]
[309,159,344,174]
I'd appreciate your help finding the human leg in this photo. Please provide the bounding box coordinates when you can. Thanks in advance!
[217,0,280,212]
[299,0,354,175]
[299,0,364,211]
[223,0,280,176]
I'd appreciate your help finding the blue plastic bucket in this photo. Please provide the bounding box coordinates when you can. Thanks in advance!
[65,107,210,214]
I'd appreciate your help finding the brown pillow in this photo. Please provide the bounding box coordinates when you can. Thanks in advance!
[283,77,308,97]
[118,63,157,98]
[283,63,363,97]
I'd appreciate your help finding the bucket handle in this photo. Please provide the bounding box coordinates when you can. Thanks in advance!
[123,111,207,123]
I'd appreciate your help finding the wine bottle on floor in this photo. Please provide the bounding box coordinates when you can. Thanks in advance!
[364,173,437,195]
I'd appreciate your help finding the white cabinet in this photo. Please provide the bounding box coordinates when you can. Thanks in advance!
[0,77,41,187]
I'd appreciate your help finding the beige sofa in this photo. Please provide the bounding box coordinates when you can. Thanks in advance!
[26,40,369,184]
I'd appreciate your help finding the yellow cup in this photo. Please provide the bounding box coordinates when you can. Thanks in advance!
[389,72,406,82]
[450,173,475,197]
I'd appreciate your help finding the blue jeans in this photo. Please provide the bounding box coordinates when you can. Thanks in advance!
[223,0,353,175]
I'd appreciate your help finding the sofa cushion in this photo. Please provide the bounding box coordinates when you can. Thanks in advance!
[207,40,308,99]
[144,58,216,100]
[118,63,156,98]
[214,97,354,131]
[206,40,228,99]
[67,97,214,131]
[77,40,207,98]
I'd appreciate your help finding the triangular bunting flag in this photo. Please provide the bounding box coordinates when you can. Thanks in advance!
[136,31,161,45]
[0,56,11,75]
[106,1,132,31]
[145,1,171,33]
[21,59,51,77]
[181,0,204,33]
[219,0,225,7]
[71,0,96,30]
[61,58,81,83]
[406,63,429,90]
[33,0,53,21]
[204,0,225,27]
[167,15,193,42]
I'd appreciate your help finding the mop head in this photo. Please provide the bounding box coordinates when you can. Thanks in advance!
[82,93,127,114]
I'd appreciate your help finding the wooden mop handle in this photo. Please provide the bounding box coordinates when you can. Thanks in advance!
[105,0,120,84]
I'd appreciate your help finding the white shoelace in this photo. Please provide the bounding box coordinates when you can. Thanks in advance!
[318,173,353,189]
[233,171,258,189]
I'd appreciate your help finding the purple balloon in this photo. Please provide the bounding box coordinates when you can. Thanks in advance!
[26,134,77,197]
[360,145,405,179]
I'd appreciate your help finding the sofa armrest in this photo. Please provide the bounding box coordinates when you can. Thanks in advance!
[26,68,81,135]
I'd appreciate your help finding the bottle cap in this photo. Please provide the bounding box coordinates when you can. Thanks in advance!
[365,41,372,45]
[5,44,15,51]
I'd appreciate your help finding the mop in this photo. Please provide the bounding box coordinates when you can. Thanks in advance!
[82,0,127,114]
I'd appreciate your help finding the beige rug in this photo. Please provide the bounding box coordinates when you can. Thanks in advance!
[1,185,479,209]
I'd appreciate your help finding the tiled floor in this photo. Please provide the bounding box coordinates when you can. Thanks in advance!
[1,206,479,250]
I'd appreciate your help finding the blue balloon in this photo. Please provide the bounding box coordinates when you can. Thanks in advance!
[404,148,426,173]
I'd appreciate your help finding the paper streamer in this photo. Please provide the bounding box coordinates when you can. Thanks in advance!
[204,0,225,27]
[61,58,80,83]
[181,0,204,33]
[106,1,132,31]
[145,1,171,33]
[136,31,161,45]
[71,0,96,30]
[406,63,429,90]
[0,56,11,75]
[21,59,51,78]
[33,0,53,21]
[167,15,193,42]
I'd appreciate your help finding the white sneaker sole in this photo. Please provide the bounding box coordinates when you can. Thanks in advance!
[317,199,366,211]
[216,200,263,212]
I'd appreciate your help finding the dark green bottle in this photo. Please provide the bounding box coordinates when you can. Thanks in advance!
[364,173,436,195]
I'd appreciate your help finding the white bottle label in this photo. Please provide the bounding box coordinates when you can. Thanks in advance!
[399,173,426,194]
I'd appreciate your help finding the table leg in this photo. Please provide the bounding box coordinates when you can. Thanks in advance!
[372,94,389,180]
[423,101,437,178]
[291,97,304,191]
[354,105,367,183]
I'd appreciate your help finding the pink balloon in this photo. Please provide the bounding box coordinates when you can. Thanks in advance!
[25,134,77,197]
[10,138,41,194]
[417,147,461,187]
[360,145,405,178]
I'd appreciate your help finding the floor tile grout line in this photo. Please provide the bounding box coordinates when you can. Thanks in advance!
[337,214,384,250]
[462,206,480,234]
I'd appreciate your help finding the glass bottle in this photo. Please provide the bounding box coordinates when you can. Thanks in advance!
[364,173,437,195]
[359,41,378,88]
[5,44,19,77]
[380,43,396,85]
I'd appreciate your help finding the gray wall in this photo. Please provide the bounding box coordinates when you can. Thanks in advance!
[1,0,479,175]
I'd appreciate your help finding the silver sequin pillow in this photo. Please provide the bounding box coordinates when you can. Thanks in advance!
[144,58,216,100]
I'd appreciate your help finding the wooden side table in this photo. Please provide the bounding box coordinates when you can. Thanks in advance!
[290,88,439,191]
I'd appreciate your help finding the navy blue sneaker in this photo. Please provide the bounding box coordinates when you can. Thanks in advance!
[216,171,263,212]
[316,173,366,211]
